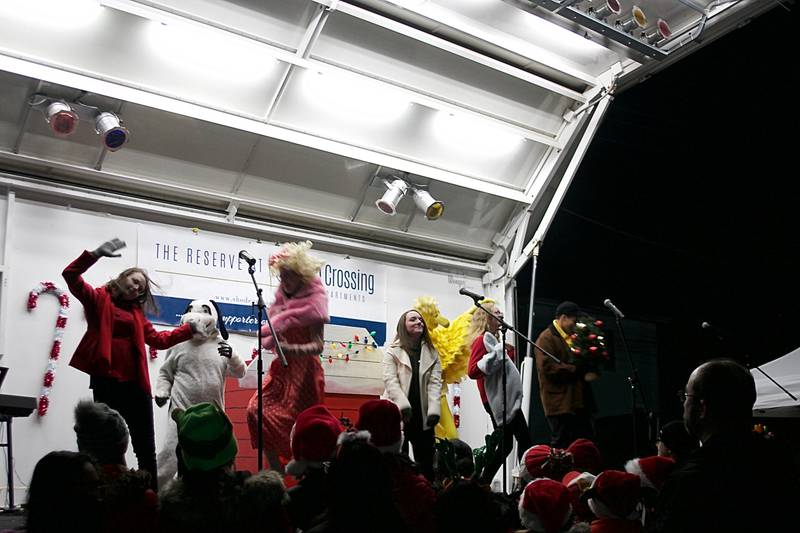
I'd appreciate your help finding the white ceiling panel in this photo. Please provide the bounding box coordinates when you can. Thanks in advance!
[271,68,547,188]
[313,10,575,135]
[237,138,378,219]
[139,0,320,51]
[101,106,257,194]
[406,0,621,77]
[0,5,285,117]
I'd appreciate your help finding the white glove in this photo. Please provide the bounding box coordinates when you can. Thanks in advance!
[480,332,505,375]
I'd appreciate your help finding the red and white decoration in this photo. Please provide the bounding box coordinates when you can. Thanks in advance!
[27,281,70,417]
[452,382,462,428]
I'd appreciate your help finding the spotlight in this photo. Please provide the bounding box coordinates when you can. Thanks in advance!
[617,6,647,33]
[589,0,621,20]
[376,178,409,216]
[95,112,129,151]
[643,18,672,45]
[412,188,445,221]
[45,101,78,137]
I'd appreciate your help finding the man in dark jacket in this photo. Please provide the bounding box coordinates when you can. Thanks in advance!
[534,301,594,448]
[652,359,797,532]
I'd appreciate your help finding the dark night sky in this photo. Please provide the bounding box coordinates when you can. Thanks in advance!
[524,3,799,413]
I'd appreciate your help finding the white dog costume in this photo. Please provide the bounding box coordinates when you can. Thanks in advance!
[155,299,246,488]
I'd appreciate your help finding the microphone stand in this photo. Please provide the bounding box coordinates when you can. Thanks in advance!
[247,262,288,471]
[467,297,560,493]
[612,314,651,457]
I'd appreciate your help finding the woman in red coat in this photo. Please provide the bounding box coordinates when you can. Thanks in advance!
[247,241,328,473]
[63,238,204,483]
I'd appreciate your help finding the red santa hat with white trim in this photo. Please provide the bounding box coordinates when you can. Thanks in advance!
[624,455,676,491]
[286,405,344,477]
[518,444,576,483]
[585,470,643,521]
[518,478,573,533]
[356,399,403,454]
[562,470,597,522]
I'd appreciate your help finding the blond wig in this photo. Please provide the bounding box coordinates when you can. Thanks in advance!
[269,240,325,282]
[466,300,498,346]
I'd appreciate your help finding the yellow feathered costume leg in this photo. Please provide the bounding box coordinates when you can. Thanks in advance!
[436,393,458,439]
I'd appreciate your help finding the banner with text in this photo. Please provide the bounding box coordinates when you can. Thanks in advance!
[137,225,387,342]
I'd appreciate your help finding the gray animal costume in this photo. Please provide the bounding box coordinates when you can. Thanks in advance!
[155,299,246,487]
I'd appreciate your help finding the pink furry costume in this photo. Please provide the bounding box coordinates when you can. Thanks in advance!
[246,244,328,462]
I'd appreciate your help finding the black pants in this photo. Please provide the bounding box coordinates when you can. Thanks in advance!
[480,407,532,484]
[402,425,435,481]
[91,377,156,486]
[547,411,594,449]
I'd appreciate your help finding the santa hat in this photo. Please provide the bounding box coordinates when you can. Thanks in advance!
[518,478,573,533]
[519,445,574,483]
[586,470,643,521]
[356,399,403,454]
[624,455,676,491]
[562,471,597,522]
[566,438,602,474]
[286,405,344,477]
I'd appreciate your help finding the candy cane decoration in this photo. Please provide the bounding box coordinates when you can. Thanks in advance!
[452,381,462,429]
[27,281,70,416]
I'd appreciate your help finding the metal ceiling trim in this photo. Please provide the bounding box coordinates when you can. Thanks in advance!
[329,1,589,102]
[343,0,601,89]
[508,0,668,60]
[0,151,493,258]
[0,172,490,275]
[0,53,533,203]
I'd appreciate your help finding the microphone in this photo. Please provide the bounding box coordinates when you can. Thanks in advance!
[603,299,625,319]
[459,287,484,303]
[238,250,256,266]
[701,321,725,339]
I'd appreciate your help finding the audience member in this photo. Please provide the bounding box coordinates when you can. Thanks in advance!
[158,402,248,533]
[586,470,643,533]
[74,400,156,533]
[562,471,597,523]
[435,478,502,533]
[308,431,409,533]
[25,451,101,533]
[653,359,797,532]
[518,478,574,533]
[518,439,601,485]
[357,399,436,533]
[655,420,698,466]
[284,405,343,532]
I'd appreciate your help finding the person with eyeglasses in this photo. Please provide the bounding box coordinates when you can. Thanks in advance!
[652,359,797,532]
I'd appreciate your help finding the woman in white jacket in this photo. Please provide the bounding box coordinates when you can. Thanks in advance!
[382,309,442,480]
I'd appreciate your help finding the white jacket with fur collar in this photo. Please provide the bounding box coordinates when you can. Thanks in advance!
[382,340,442,429]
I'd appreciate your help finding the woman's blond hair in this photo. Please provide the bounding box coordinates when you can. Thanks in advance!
[269,241,325,282]
[466,300,498,346]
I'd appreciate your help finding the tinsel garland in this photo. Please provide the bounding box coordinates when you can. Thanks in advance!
[27,281,70,416]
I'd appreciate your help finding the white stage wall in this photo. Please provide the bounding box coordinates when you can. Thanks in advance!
[0,194,494,503]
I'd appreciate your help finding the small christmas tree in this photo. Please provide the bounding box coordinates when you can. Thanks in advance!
[569,315,610,370]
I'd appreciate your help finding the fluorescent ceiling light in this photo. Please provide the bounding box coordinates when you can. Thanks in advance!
[0,0,103,27]
[300,69,412,123]
[432,111,524,156]
[146,19,279,81]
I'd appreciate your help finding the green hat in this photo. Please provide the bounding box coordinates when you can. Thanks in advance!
[172,403,238,472]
